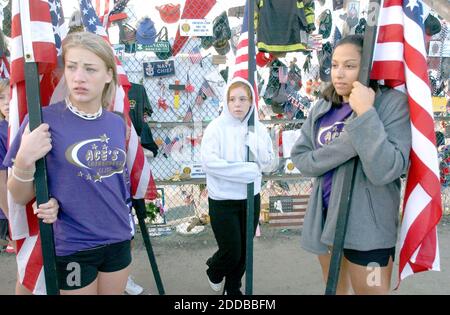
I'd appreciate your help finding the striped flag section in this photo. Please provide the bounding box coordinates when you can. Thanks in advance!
[79,0,156,201]
[268,195,308,228]
[231,1,259,109]
[231,1,249,80]
[8,0,63,295]
[182,105,193,122]
[371,0,442,283]
[188,45,202,64]
[195,79,215,105]
[0,55,10,79]
[7,0,156,295]
[96,0,129,28]
[94,0,114,22]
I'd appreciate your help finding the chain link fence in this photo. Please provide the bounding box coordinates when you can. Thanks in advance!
[114,1,313,233]
[112,1,450,236]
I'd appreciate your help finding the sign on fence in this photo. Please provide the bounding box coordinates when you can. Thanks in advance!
[137,42,171,52]
[179,19,213,37]
[144,60,176,77]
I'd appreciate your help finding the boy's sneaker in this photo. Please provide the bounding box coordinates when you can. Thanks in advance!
[125,276,144,295]
[207,276,223,292]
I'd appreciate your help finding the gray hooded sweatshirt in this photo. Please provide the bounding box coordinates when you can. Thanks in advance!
[291,88,412,254]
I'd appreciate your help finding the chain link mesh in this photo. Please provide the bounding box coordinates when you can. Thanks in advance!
[113,1,449,234]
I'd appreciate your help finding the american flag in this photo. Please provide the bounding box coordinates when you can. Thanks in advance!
[162,135,179,156]
[200,80,215,98]
[7,0,155,295]
[0,55,10,79]
[371,0,442,283]
[109,0,128,16]
[195,79,215,106]
[231,1,250,80]
[268,195,308,228]
[183,105,194,122]
[231,0,259,109]
[96,0,129,28]
[94,0,112,16]
[8,0,64,295]
[94,0,114,22]
[188,45,202,65]
[79,0,157,202]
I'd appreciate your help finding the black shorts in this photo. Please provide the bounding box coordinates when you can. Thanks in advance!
[0,219,9,241]
[56,240,132,290]
[343,247,395,267]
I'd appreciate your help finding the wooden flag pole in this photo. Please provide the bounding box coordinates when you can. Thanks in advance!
[325,0,381,295]
[245,0,256,296]
[19,0,59,295]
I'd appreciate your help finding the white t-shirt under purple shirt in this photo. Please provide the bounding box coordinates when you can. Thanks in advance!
[4,101,132,256]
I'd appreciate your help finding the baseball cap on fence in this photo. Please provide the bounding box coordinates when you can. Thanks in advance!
[212,12,232,55]
[318,9,332,39]
[136,17,157,45]
[121,23,136,45]
[156,3,181,24]
[319,42,332,82]
[213,39,230,55]
[425,14,441,36]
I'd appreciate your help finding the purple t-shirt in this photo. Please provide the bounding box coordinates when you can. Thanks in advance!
[4,101,133,256]
[0,120,7,219]
[316,103,353,211]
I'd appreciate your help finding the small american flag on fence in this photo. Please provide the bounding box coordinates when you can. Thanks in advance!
[268,195,308,228]
[183,105,194,122]
[195,79,215,105]
[188,45,202,64]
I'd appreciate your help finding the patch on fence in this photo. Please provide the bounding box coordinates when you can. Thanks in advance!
[268,195,308,228]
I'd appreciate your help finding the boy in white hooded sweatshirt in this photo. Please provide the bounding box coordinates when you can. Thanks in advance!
[201,77,275,295]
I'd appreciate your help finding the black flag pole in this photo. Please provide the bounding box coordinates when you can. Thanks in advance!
[245,0,256,296]
[19,0,59,295]
[325,0,381,295]
[132,198,165,295]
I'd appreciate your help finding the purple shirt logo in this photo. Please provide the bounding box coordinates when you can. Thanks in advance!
[65,133,126,182]
[317,121,346,147]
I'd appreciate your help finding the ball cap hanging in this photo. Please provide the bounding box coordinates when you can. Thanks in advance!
[318,9,332,39]
[425,14,441,36]
[156,3,181,24]
[211,12,232,55]
[136,17,157,45]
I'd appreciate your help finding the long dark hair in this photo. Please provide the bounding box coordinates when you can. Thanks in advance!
[322,34,378,106]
